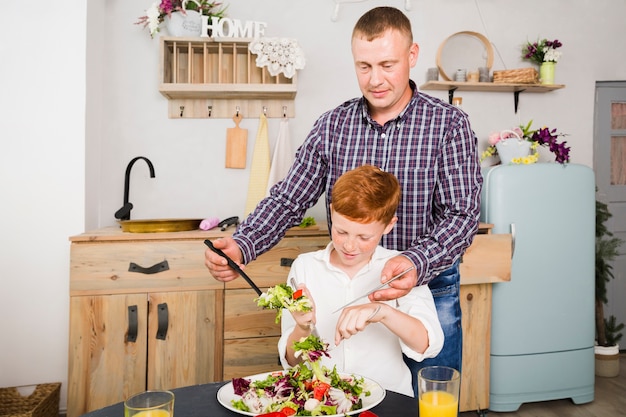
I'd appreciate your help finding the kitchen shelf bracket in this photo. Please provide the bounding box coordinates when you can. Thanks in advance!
[448,87,458,105]
[513,89,525,113]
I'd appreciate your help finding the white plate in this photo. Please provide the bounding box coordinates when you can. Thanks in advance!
[217,371,386,416]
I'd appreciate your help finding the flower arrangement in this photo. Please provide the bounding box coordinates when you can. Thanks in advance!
[481,120,571,165]
[136,0,227,38]
[522,38,563,65]
[249,37,306,79]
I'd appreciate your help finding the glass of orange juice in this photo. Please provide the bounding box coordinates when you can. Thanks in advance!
[124,390,174,417]
[418,366,460,417]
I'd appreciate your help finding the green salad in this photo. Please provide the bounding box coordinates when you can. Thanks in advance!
[230,335,370,416]
[256,283,313,323]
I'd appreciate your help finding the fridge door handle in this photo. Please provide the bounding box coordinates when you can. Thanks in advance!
[510,223,516,259]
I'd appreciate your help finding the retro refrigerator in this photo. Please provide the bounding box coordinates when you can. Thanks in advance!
[481,164,595,412]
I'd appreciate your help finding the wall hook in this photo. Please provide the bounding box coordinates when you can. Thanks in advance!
[283,106,287,118]
[236,106,240,117]
[179,106,185,117]
[208,105,212,117]
[263,106,267,116]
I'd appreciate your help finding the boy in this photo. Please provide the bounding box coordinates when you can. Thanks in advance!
[278,165,444,397]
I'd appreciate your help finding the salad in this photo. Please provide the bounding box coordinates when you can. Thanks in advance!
[230,335,371,416]
[256,283,313,323]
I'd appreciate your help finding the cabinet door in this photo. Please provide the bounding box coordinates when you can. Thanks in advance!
[68,294,147,417]
[459,284,491,412]
[147,290,223,389]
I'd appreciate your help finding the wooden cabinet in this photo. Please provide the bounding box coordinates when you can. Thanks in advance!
[458,225,511,412]
[67,226,327,417]
[68,223,510,416]
[67,236,224,417]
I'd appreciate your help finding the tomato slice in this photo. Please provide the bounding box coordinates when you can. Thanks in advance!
[256,412,286,417]
[280,407,297,416]
[313,381,331,401]
[292,289,304,299]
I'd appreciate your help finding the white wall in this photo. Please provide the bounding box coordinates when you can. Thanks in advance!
[0,0,86,410]
[1,0,626,412]
[90,0,626,229]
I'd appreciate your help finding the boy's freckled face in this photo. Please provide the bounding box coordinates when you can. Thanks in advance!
[329,211,390,271]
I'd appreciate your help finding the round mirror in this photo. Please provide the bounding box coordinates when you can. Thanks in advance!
[436,31,494,81]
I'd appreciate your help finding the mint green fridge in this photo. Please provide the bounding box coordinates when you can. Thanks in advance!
[481,163,595,412]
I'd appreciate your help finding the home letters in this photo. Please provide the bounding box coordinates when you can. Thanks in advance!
[201,17,267,38]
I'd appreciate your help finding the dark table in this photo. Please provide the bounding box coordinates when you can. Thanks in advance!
[80,381,417,417]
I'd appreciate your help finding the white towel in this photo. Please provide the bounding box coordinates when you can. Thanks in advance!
[266,118,294,195]
[244,114,271,216]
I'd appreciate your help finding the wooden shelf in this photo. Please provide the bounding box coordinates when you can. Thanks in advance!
[420,80,565,93]
[420,80,565,113]
[159,37,297,118]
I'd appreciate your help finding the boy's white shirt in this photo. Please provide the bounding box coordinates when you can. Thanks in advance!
[278,243,444,397]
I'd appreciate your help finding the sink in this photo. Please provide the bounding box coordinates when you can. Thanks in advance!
[118,218,203,233]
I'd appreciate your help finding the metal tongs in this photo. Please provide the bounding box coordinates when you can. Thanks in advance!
[204,239,262,296]
[332,266,415,313]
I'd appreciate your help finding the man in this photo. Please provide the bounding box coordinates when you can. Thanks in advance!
[206,6,482,395]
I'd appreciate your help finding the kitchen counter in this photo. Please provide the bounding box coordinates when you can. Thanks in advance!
[67,222,510,416]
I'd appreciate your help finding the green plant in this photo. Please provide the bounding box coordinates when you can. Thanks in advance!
[595,198,625,347]
[604,315,624,347]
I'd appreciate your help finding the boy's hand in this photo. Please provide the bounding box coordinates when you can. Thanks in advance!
[290,285,317,331]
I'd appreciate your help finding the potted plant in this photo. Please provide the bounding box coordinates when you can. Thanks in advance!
[480,120,571,165]
[136,0,228,38]
[594,198,624,377]
[521,38,563,84]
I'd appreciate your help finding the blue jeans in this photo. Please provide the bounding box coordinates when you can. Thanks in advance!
[403,261,462,397]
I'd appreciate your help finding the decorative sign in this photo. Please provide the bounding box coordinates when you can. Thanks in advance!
[201,17,267,38]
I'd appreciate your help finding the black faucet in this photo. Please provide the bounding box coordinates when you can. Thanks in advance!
[114,156,156,221]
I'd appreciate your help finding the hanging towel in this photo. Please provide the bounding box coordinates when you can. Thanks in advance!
[244,113,271,216]
[266,118,294,195]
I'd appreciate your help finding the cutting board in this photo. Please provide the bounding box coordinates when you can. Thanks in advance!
[225,113,247,168]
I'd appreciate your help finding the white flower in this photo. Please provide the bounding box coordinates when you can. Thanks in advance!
[146,2,162,38]
[249,37,306,78]
[543,48,562,63]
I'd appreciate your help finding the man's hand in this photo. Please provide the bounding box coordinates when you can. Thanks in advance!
[368,255,417,301]
[204,237,244,282]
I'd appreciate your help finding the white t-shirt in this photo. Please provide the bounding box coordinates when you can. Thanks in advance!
[278,243,444,397]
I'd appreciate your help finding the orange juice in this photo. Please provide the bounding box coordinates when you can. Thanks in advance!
[127,409,171,417]
[419,390,458,417]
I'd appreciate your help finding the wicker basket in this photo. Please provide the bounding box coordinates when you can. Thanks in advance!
[0,383,60,417]
[492,68,539,84]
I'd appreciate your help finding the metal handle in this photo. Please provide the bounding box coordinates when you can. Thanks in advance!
[281,258,294,267]
[510,223,516,259]
[127,305,138,343]
[129,260,169,274]
[156,303,169,340]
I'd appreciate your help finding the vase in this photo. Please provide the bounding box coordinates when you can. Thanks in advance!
[594,344,620,377]
[539,62,556,85]
[165,0,202,38]
[495,138,531,164]
[165,10,202,37]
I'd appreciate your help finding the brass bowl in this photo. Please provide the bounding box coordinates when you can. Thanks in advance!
[118,218,203,233]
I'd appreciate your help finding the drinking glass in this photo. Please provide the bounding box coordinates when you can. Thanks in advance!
[418,366,460,417]
[124,390,175,417]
